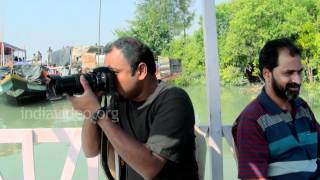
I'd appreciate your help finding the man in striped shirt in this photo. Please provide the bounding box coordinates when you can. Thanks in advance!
[233,38,320,180]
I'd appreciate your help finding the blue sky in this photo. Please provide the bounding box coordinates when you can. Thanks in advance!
[1,0,223,59]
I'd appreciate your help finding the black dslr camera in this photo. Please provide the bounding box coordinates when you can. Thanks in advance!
[47,67,116,96]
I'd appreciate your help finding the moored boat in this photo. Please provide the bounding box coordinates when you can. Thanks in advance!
[1,64,47,104]
[4,74,47,104]
[0,66,11,94]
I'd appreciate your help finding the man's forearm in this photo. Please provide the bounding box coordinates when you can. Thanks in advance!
[81,118,101,157]
[97,117,166,180]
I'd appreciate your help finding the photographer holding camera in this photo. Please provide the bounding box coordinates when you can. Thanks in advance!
[68,37,199,180]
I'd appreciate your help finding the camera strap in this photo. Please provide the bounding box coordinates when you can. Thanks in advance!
[100,94,126,180]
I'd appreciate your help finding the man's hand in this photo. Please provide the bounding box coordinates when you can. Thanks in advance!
[68,76,101,117]
[70,76,102,157]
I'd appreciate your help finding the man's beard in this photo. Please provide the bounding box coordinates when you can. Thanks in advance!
[271,76,301,101]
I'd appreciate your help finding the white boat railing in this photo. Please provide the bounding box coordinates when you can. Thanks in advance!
[0,125,236,180]
[0,128,99,180]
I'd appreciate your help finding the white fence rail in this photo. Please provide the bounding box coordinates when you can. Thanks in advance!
[0,128,98,180]
[0,125,236,180]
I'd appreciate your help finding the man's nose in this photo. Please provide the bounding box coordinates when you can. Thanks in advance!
[291,72,302,84]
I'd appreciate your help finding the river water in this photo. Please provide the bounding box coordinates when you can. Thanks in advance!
[1,85,318,129]
[0,96,82,129]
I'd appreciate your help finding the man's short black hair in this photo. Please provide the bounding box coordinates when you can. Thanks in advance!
[104,37,156,75]
[259,38,301,80]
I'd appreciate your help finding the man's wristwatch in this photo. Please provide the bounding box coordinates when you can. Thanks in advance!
[91,107,107,125]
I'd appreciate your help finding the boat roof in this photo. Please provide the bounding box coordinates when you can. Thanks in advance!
[0,42,26,52]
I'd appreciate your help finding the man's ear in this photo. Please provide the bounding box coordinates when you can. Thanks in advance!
[262,68,271,82]
[136,62,147,80]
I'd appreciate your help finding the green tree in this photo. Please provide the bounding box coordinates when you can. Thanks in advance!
[216,0,320,84]
[162,19,205,86]
[297,23,320,82]
[296,0,320,82]
[115,0,194,55]
[176,0,195,43]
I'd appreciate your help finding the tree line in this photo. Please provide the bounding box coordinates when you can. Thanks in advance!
[115,0,320,86]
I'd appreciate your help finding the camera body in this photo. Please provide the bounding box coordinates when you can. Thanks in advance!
[47,67,116,96]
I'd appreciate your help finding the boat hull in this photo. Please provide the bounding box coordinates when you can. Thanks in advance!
[2,74,47,104]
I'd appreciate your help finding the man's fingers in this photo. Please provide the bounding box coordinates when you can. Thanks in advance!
[80,75,92,92]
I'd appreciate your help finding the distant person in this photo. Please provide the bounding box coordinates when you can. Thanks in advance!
[37,51,42,62]
[5,59,13,69]
[69,37,199,180]
[32,53,36,62]
[47,47,52,65]
[233,38,320,179]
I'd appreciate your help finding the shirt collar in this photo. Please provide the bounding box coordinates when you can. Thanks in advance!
[137,81,170,110]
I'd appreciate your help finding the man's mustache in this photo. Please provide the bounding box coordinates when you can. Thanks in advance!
[286,83,301,89]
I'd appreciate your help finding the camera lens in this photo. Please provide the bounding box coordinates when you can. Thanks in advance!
[47,67,115,96]
[49,74,83,95]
